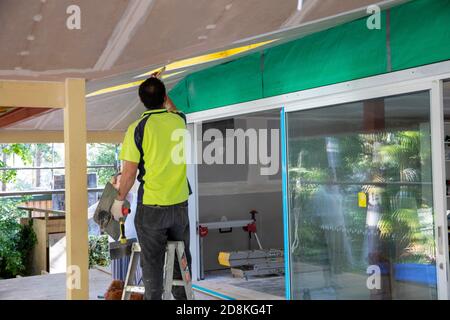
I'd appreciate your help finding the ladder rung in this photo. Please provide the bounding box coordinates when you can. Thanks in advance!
[125,286,145,294]
[123,241,193,300]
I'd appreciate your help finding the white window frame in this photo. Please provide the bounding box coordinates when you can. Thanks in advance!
[186,60,450,299]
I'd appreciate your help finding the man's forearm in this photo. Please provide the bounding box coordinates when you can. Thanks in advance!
[117,160,138,201]
[117,174,135,201]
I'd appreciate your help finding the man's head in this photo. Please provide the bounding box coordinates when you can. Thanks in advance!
[138,77,166,110]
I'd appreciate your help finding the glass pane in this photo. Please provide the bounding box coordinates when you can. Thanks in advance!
[287,91,437,300]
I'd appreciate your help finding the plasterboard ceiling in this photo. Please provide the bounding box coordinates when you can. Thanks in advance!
[2,0,390,131]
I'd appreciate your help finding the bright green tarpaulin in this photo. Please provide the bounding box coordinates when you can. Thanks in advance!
[391,0,450,71]
[169,0,450,114]
[168,78,190,111]
[263,14,387,98]
[183,53,263,113]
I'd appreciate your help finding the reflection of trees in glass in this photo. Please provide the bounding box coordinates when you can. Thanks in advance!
[377,131,435,264]
[290,128,435,272]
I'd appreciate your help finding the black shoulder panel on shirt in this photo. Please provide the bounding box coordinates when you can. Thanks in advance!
[134,114,152,204]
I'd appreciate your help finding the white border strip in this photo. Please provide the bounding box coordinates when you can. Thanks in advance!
[430,80,450,300]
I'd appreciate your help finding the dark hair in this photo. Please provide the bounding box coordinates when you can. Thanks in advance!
[138,77,166,109]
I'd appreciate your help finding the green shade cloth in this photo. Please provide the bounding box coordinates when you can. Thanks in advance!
[184,53,263,113]
[168,78,190,113]
[391,0,450,71]
[169,0,450,114]
[263,14,387,98]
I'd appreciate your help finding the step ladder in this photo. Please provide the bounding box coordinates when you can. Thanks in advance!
[121,241,194,300]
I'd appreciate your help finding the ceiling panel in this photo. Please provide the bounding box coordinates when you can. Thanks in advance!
[1,0,408,131]
[0,0,398,81]
[116,0,297,68]
[0,0,129,71]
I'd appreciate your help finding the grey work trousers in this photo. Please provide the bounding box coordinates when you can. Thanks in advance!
[134,201,192,300]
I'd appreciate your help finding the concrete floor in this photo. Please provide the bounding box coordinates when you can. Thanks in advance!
[0,269,111,300]
[0,266,436,300]
[195,270,285,300]
[0,269,217,300]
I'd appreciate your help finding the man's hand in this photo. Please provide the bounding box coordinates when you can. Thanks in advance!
[111,199,125,221]
[150,67,165,79]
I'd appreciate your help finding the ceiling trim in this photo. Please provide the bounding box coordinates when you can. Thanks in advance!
[281,0,314,28]
[94,0,156,71]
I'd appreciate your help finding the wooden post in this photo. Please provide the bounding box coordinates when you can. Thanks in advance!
[64,78,89,300]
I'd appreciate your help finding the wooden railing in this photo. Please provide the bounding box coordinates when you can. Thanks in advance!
[17,206,65,219]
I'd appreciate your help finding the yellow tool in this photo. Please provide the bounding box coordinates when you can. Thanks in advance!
[107,194,136,260]
[151,66,166,79]
[119,218,127,244]
[119,203,131,245]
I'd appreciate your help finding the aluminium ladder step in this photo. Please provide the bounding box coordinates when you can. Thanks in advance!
[122,241,194,300]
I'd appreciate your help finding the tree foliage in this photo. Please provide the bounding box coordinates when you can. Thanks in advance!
[0,198,36,278]
[87,144,119,186]
[88,235,110,268]
[0,144,40,278]
[0,144,32,184]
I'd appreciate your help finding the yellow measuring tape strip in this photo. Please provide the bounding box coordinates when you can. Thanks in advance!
[87,40,276,98]
[86,71,185,98]
[136,40,276,78]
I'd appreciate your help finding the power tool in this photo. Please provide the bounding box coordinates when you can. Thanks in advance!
[93,182,136,259]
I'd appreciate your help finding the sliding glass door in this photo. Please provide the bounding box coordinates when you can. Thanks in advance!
[286,91,440,299]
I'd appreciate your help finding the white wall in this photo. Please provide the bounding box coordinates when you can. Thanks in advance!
[196,114,284,271]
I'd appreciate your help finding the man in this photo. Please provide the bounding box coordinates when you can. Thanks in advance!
[111,76,191,300]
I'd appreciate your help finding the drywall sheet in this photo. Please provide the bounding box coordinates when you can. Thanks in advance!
[263,14,387,98]
[391,0,450,71]
[185,53,264,113]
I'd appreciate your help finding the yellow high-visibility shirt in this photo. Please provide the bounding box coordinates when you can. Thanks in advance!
[119,109,189,206]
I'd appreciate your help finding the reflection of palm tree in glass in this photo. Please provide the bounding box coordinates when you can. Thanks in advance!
[292,128,434,299]
[362,131,435,299]
[377,131,435,264]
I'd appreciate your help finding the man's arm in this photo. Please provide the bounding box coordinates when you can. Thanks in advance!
[111,160,138,220]
[165,96,178,112]
[150,69,177,113]
[117,160,138,201]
